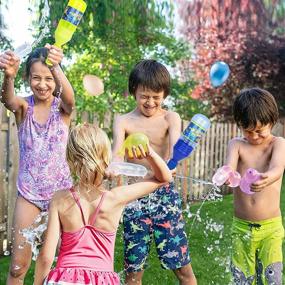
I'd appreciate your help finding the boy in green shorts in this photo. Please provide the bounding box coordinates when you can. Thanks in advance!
[224,87,285,284]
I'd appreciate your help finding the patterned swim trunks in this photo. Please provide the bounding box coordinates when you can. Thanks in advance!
[123,182,191,272]
[231,216,284,285]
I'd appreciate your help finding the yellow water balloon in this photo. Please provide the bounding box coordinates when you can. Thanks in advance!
[118,133,149,158]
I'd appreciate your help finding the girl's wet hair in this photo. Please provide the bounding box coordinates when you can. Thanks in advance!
[233,87,279,129]
[25,47,48,79]
[128,59,170,98]
[66,123,111,189]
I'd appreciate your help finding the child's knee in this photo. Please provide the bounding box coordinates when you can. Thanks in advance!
[9,259,30,279]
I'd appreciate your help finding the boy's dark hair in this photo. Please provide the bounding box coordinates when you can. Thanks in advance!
[233,87,279,129]
[25,47,48,79]
[128,59,170,98]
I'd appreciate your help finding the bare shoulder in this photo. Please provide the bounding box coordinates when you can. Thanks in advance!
[51,189,73,208]
[273,136,285,143]
[165,110,181,121]
[272,136,285,148]
[114,111,136,127]
[115,110,136,121]
[103,187,125,208]
[164,110,181,127]
[108,185,124,198]
[228,137,244,147]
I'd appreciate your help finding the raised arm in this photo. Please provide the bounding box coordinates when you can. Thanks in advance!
[252,137,285,190]
[0,51,27,119]
[34,197,61,285]
[45,44,75,115]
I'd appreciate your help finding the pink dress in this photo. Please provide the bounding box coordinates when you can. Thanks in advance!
[44,188,120,285]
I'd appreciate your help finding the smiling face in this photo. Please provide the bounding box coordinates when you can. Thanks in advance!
[241,122,272,145]
[29,61,56,102]
[134,86,165,117]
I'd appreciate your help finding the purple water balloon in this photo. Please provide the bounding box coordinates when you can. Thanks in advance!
[228,171,241,187]
[212,165,241,187]
[239,168,261,195]
[212,165,232,186]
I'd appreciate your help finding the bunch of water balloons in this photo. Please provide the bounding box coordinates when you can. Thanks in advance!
[212,165,261,194]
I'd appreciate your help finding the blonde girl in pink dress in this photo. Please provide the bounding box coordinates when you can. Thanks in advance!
[34,123,172,285]
[0,44,74,284]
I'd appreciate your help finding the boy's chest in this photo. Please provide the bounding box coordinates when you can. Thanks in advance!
[239,145,273,171]
[126,117,169,143]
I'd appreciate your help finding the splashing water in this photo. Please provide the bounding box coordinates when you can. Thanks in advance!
[14,42,33,61]
[175,174,223,230]
[178,176,235,283]
[19,211,48,260]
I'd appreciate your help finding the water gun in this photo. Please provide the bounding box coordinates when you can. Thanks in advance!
[46,0,87,65]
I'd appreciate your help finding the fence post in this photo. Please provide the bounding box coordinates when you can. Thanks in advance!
[6,114,18,252]
[0,106,9,255]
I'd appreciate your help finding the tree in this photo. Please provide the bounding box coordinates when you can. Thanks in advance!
[0,1,12,51]
[1,0,206,130]
[177,0,285,120]
[33,0,206,131]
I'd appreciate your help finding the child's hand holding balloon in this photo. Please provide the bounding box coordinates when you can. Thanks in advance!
[118,133,149,159]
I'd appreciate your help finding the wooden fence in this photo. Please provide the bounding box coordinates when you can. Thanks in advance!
[0,106,284,256]
[0,108,19,257]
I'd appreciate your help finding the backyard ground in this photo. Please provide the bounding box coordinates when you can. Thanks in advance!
[1,180,284,285]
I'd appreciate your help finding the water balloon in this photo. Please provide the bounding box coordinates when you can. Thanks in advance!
[209,61,230,87]
[83,74,104,96]
[239,168,261,195]
[118,133,149,158]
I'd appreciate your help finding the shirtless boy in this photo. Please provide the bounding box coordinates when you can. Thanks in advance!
[112,59,197,285]
[225,87,285,284]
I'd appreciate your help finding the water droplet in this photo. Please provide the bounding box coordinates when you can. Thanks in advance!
[19,212,49,260]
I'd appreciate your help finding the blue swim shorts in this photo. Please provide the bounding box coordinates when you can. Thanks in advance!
[123,182,191,272]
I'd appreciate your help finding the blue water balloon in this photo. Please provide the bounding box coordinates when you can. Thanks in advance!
[209,61,230,87]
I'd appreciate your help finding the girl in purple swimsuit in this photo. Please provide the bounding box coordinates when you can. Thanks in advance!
[0,44,75,284]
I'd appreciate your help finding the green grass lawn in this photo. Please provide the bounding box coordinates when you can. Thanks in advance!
[1,183,284,285]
